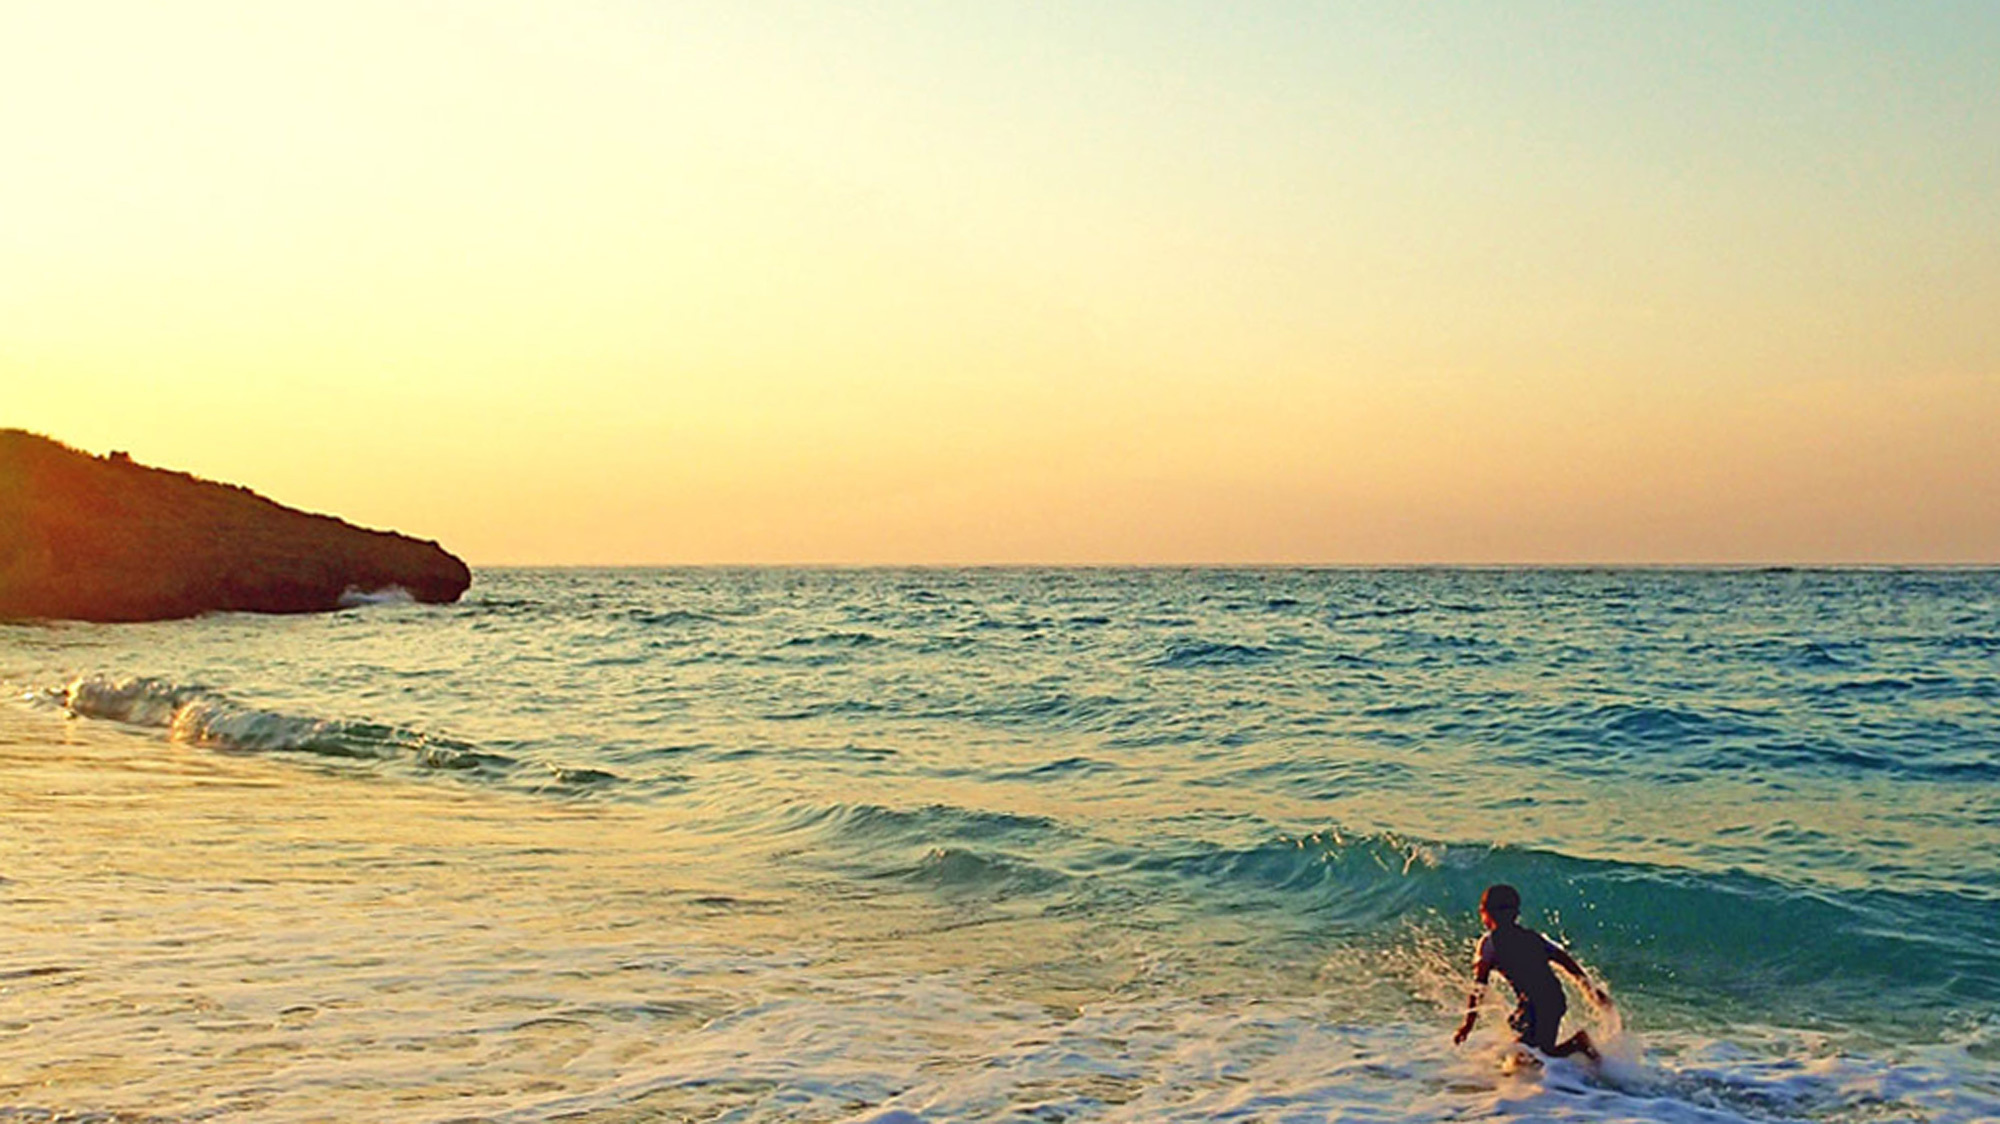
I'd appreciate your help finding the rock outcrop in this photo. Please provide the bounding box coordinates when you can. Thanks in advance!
[0,430,471,622]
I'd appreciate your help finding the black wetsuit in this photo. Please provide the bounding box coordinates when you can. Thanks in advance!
[1482,921,1567,1052]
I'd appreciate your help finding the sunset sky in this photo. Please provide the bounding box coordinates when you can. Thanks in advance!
[5,2,1996,564]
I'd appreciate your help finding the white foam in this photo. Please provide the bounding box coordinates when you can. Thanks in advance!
[337,584,416,608]
[490,969,1999,1124]
[168,696,364,756]
[62,673,195,726]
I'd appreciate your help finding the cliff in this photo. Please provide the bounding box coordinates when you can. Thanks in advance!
[0,430,472,622]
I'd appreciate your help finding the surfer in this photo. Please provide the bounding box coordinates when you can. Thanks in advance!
[1451,883,1609,1060]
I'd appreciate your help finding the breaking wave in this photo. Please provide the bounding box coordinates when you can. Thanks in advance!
[56,673,611,787]
[336,585,416,609]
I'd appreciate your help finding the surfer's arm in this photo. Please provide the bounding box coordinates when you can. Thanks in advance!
[1452,952,1493,1045]
[1546,940,1612,1006]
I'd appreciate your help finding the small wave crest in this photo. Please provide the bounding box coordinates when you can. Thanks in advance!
[784,631,886,649]
[1148,640,1282,669]
[55,674,602,784]
[786,801,1059,845]
[894,846,1068,897]
[336,585,416,608]
[769,800,1072,900]
[62,673,204,727]
[1136,830,1450,924]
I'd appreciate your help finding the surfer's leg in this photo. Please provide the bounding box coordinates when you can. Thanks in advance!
[1547,1030,1599,1061]
[1507,1000,1539,1047]
[1512,996,1566,1054]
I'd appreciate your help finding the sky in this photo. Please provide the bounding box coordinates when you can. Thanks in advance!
[4,1,1996,564]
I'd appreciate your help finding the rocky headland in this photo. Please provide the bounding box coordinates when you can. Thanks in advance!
[0,430,471,622]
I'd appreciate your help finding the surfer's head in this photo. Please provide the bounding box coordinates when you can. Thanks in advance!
[1479,883,1521,928]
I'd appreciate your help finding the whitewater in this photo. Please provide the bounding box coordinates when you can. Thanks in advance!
[3,568,1995,1122]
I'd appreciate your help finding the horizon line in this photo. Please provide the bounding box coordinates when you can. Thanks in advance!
[457,561,2000,571]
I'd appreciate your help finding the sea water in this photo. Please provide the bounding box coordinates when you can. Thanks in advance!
[2,568,1995,1122]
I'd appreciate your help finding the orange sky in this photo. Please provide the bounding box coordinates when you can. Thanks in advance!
[5,3,1997,563]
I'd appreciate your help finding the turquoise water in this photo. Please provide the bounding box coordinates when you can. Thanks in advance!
[4,568,1997,1121]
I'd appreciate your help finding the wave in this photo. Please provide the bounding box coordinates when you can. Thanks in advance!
[1325,600,1489,622]
[767,800,1074,900]
[1149,640,1283,669]
[890,846,1070,897]
[624,608,723,628]
[1580,702,1775,746]
[1727,737,2000,783]
[1809,673,2000,701]
[748,792,2000,1031]
[783,631,886,648]
[787,801,1061,845]
[336,585,415,608]
[775,792,1998,1030]
[1132,830,2000,1025]
[1785,639,1862,668]
[57,674,613,790]
[988,755,1116,781]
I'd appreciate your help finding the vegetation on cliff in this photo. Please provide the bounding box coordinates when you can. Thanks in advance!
[0,430,471,621]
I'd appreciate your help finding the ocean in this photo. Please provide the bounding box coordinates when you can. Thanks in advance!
[3,568,1996,1122]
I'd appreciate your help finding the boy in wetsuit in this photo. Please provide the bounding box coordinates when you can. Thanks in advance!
[1451,883,1608,1060]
